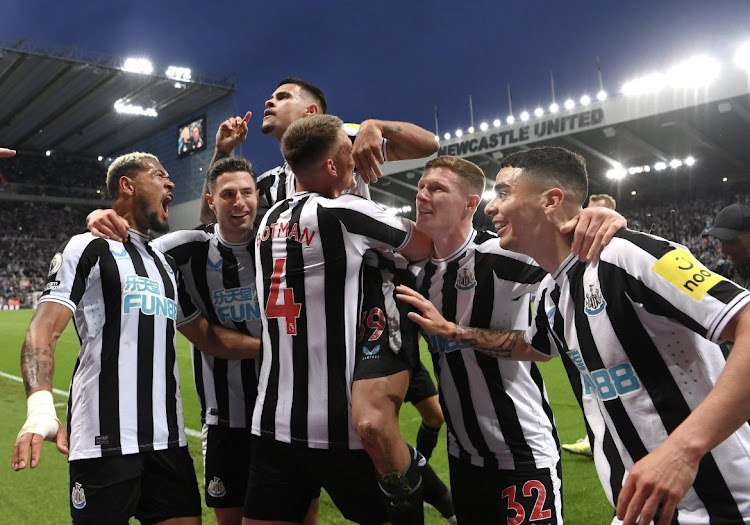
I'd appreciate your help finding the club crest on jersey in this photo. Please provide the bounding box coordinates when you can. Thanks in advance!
[362,345,381,359]
[583,284,606,316]
[48,252,63,276]
[71,482,86,509]
[207,476,226,498]
[455,268,477,290]
[207,257,223,271]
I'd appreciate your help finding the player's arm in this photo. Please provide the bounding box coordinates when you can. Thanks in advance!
[86,208,130,242]
[12,302,72,471]
[395,284,549,361]
[616,303,750,525]
[178,313,259,360]
[562,206,627,262]
[353,120,438,183]
[397,224,433,262]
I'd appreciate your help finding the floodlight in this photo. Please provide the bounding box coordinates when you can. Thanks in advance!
[643,165,651,172]
[628,167,638,175]
[654,162,667,171]
[434,135,440,142]
[97,156,103,161]
[165,66,192,82]
[549,103,559,113]
[606,168,626,180]
[122,57,153,74]
[622,73,665,96]
[444,132,451,140]
[534,107,544,117]
[723,177,728,182]
[520,111,530,122]
[114,98,158,117]
[493,119,501,127]
[669,159,683,168]
[631,190,637,195]
[685,156,695,166]
[506,116,515,125]
[564,99,575,110]
[455,129,463,137]
[597,90,607,101]
[482,190,495,200]
[45,150,51,156]
[468,126,475,134]
[580,95,591,106]
[667,55,720,88]
[480,122,489,131]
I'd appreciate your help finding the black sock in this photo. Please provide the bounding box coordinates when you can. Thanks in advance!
[416,422,440,460]
[421,461,455,519]
[378,445,425,525]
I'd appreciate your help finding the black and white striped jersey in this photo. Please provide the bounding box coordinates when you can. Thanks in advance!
[253,191,413,449]
[527,229,750,522]
[40,229,186,461]
[415,229,559,470]
[255,123,382,224]
[153,223,260,429]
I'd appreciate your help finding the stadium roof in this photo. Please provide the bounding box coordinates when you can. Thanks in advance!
[0,40,234,157]
[374,62,750,212]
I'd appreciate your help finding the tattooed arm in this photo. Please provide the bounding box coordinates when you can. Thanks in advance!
[12,302,72,471]
[395,285,549,362]
[353,119,439,183]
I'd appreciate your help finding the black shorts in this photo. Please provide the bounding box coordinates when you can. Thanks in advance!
[68,447,201,525]
[404,360,438,405]
[353,256,421,382]
[448,455,563,525]
[203,424,253,508]
[244,436,388,525]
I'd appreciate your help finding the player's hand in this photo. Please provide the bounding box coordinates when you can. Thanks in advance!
[396,285,453,338]
[87,209,130,242]
[216,111,252,155]
[0,147,16,158]
[616,441,698,525]
[352,120,386,184]
[562,207,626,262]
[12,415,68,471]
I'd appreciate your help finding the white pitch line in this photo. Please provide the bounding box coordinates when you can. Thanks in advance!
[0,370,202,438]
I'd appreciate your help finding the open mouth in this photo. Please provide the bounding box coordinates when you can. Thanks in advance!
[162,195,173,217]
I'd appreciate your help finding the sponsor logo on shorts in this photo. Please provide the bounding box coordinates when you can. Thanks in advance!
[71,482,86,509]
[207,476,226,498]
[94,435,109,446]
[361,345,380,359]
[455,268,477,291]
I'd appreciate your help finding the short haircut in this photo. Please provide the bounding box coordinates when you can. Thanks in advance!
[424,155,486,196]
[588,193,616,210]
[206,156,257,194]
[277,77,328,114]
[281,114,343,176]
[500,147,588,205]
[106,152,159,200]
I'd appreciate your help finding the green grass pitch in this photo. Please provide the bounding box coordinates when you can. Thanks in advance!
[0,309,612,524]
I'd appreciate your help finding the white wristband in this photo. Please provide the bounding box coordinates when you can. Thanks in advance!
[18,390,60,441]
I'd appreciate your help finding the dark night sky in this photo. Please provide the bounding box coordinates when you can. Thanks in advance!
[3,0,750,172]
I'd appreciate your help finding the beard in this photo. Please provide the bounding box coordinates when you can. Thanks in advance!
[136,194,169,234]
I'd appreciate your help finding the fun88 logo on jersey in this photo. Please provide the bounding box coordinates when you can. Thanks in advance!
[566,349,642,401]
[122,275,177,320]
[213,286,260,323]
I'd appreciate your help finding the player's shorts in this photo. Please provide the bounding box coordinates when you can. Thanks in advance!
[353,257,421,382]
[244,436,388,525]
[68,447,201,525]
[404,360,439,405]
[448,455,563,525]
[203,424,253,508]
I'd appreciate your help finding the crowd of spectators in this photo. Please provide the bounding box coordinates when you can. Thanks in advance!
[0,153,107,199]
[0,202,91,308]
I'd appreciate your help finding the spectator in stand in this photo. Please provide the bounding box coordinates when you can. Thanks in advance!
[704,203,750,289]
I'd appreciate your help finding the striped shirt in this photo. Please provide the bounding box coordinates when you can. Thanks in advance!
[415,229,559,470]
[253,192,413,449]
[40,229,186,461]
[153,224,260,428]
[527,229,750,522]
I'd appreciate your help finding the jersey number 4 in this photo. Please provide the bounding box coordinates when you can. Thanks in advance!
[266,258,302,335]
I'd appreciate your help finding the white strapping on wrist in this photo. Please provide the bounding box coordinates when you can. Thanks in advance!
[26,390,56,418]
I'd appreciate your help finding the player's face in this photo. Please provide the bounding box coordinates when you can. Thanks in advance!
[484,166,544,253]
[720,233,750,268]
[133,158,174,234]
[332,129,356,194]
[261,83,313,140]
[207,171,258,243]
[415,167,475,236]
[192,127,201,142]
